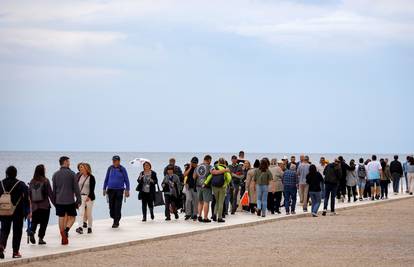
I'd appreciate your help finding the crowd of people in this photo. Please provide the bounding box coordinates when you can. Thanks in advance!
[1,151,414,260]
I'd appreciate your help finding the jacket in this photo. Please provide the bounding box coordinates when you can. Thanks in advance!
[324,163,342,185]
[306,172,324,192]
[380,165,392,181]
[346,169,358,187]
[204,164,232,188]
[137,170,158,196]
[52,167,81,206]
[78,175,96,201]
[245,168,257,204]
[254,169,273,186]
[161,174,181,197]
[390,160,403,176]
[103,165,130,191]
[0,177,29,218]
[268,165,283,193]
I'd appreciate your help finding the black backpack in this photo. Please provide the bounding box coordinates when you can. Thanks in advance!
[211,166,225,187]
[357,165,367,178]
[30,182,46,202]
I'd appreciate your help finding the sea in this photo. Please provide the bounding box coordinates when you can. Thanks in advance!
[0,151,408,224]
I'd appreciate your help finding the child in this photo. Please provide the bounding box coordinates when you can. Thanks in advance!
[161,165,181,220]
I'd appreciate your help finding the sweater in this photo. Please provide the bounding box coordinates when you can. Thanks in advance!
[29,178,54,212]
[103,165,130,191]
[253,169,273,185]
[52,167,81,205]
[306,172,324,192]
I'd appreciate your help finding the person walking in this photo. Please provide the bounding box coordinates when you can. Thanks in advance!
[204,158,232,223]
[405,156,414,195]
[161,165,180,221]
[317,157,328,200]
[380,159,392,199]
[282,164,299,215]
[306,164,324,217]
[403,156,410,193]
[346,159,358,202]
[357,158,367,201]
[103,155,130,228]
[52,156,81,245]
[366,155,382,200]
[390,155,404,195]
[297,155,310,212]
[254,159,273,218]
[137,161,158,222]
[194,155,213,222]
[183,157,199,221]
[268,159,283,214]
[0,166,29,259]
[245,160,259,213]
[229,155,244,214]
[322,159,342,216]
[28,164,54,245]
[75,163,96,234]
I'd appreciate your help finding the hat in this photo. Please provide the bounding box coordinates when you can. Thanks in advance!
[191,157,199,164]
[112,155,121,161]
[231,155,238,160]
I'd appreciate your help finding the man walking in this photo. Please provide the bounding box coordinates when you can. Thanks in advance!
[184,157,199,220]
[229,155,244,214]
[52,156,81,245]
[297,155,310,212]
[322,159,342,216]
[366,155,382,200]
[282,164,299,215]
[390,155,403,195]
[103,155,130,228]
[194,155,213,222]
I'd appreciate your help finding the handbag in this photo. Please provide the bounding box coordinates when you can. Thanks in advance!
[154,183,165,207]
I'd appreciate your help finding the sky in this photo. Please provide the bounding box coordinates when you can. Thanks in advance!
[0,0,413,154]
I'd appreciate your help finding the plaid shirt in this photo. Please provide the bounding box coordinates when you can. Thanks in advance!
[282,170,298,187]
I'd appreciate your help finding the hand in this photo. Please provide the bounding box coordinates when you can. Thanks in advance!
[125,191,130,198]
[103,190,107,197]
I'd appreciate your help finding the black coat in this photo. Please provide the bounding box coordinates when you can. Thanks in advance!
[0,177,29,218]
[137,171,158,199]
[390,160,403,176]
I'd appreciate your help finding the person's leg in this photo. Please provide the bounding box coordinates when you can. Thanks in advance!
[314,192,321,214]
[185,189,192,217]
[267,192,274,214]
[405,173,409,193]
[107,190,115,220]
[215,187,225,220]
[66,215,76,230]
[58,216,65,233]
[86,200,93,228]
[30,210,39,238]
[211,194,216,218]
[142,194,148,220]
[303,184,309,211]
[224,186,230,215]
[38,209,50,239]
[0,217,12,252]
[330,185,338,212]
[78,196,86,228]
[275,191,282,213]
[164,194,171,219]
[323,184,331,211]
[256,184,262,211]
[299,184,304,204]
[261,186,268,216]
[12,215,24,254]
[192,190,199,218]
[284,189,291,213]
[309,192,316,214]
[347,186,351,202]
[291,188,297,212]
[114,190,123,223]
[409,173,414,193]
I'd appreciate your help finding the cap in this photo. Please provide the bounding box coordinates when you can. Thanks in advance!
[112,155,121,161]
[283,156,288,160]
[231,155,238,160]
[191,157,199,164]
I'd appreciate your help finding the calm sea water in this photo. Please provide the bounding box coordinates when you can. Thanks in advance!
[0,151,407,224]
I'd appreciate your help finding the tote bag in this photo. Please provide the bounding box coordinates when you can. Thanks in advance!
[154,183,165,207]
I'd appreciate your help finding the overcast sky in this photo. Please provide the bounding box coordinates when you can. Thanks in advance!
[0,0,413,153]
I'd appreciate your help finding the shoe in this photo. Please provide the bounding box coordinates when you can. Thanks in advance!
[29,234,36,244]
[165,217,171,221]
[347,199,351,203]
[192,216,197,221]
[184,215,191,220]
[83,222,87,228]
[0,250,4,260]
[410,192,413,195]
[322,210,327,216]
[359,197,363,201]
[60,231,68,245]
[211,215,217,222]
[303,209,308,212]
[174,213,179,220]
[291,211,296,215]
[87,228,92,234]
[330,212,337,216]
[261,215,266,218]
[354,198,357,202]
[12,252,22,259]
[271,211,275,215]
[231,212,235,215]
[76,227,83,234]
[217,218,225,223]
[197,216,203,222]
[276,211,281,214]
[371,197,375,201]
[112,223,119,228]
[286,212,290,215]
[151,214,155,220]
[38,239,46,245]
[312,213,318,217]
[375,195,380,200]
[203,218,212,223]
[142,218,147,222]
[257,209,261,216]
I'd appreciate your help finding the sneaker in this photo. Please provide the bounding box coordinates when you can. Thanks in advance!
[29,234,36,244]
[165,217,171,221]
[286,212,290,215]
[184,215,191,220]
[174,213,179,220]
[197,216,203,222]
[322,210,327,216]
[203,218,212,223]
[217,218,225,223]
[12,252,22,259]
[359,197,363,201]
[87,228,92,234]
[312,213,318,217]
[76,227,83,234]
[112,223,119,228]
[257,209,261,217]
[291,211,296,215]
[38,239,46,245]
[83,222,87,228]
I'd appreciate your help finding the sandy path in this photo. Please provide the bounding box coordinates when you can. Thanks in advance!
[19,198,414,267]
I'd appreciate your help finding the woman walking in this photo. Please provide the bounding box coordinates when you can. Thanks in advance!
[346,159,358,202]
[254,159,273,218]
[75,163,96,234]
[161,165,180,221]
[407,156,414,195]
[28,165,54,245]
[245,160,259,213]
[306,164,324,217]
[380,160,392,199]
[137,161,158,221]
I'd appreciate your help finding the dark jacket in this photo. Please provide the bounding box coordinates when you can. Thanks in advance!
[29,178,54,212]
[324,163,342,185]
[0,177,29,218]
[52,167,81,206]
[390,160,403,176]
[137,171,158,199]
[163,165,184,182]
[306,172,324,192]
[78,175,96,201]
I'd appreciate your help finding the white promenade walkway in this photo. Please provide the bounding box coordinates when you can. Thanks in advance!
[2,194,413,265]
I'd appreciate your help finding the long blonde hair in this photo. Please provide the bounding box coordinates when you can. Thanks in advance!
[80,163,92,176]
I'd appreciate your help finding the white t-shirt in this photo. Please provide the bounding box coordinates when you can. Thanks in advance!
[366,161,382,180]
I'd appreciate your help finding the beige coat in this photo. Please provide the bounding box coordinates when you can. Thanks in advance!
[269,165,284,193]
[245,168,257,204]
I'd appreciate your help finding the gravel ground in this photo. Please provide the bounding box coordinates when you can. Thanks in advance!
[20,198,414,267]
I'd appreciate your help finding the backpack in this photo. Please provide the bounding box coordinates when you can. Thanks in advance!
[0,180,21,216]
[30,181,46,202]
[357,165,367,178]
[196,164,211,187]
[211,167,225,187]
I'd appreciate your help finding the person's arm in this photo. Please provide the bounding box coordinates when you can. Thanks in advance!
[176,166,184,180]
[224,172,232,187]
[175,175,182,189]
[88,175,96,201]
[204,173,213,186]
[103,167,110,195]
[73,173,82,207]
[123,167,130,197]
[52,173,57,204]
[47,179,55,206]
[183,167,192,178]
[211,167,228,175]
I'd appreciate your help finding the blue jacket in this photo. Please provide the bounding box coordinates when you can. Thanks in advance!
[103,165,130,191]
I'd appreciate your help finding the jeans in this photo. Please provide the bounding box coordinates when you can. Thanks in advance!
[31,208,50,239]
[320,182,325,199]
[224,186,231,214]
[212,187,226,219]
[380,180,389,198]
[284,186,297,213]
[391,173,400,193]
[256,184,269,216]
[185,188,198,217]
[323,183,338,212]
[0,213,24,253]
[407,173,414,193]
[107,189,124,224]
[309,191,321,214]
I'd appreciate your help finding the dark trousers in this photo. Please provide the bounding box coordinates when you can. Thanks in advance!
[107,189,124,223]
[284,187,297,213]
[347,186,357,201]
[231,182,240,213]
[324,183,338,212]
[0,214,24,253]
[267,191,282,213]
[31,208,50,239]
[337,180,346,198]
[363,180,371,198]
[141,192,154,219]
[391,173,400,193]
[380,180,389,198]
[164,194,177,219]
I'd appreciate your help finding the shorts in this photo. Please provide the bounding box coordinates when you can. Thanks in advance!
[357,179,366,189]
[197,187,212,202]
[369,179,380,187]
[55,203,77,217]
